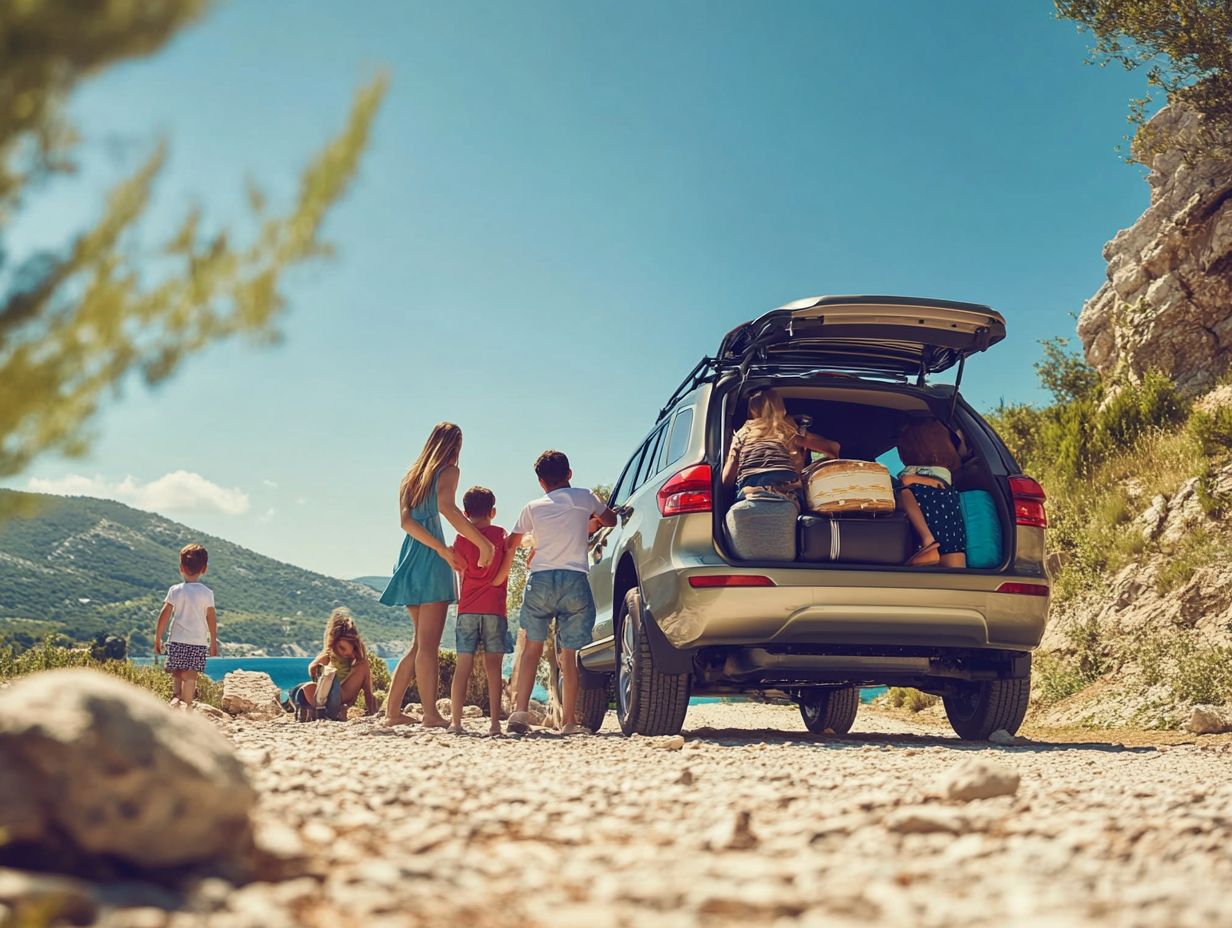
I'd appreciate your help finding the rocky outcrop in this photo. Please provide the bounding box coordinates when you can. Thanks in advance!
[222,670,285,720]
[0,669,255,872]
[1078,106,1232,395]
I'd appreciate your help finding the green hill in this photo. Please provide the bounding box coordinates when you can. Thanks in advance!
[0,491,414,657]
[351,575,391,593]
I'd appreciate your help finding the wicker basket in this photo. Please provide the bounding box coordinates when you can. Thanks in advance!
[804,459,896,514]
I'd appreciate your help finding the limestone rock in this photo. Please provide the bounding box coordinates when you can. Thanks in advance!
[222,671,284,720]
[706,810,758,850]
[885,806,973,835]
[0,669,255,870]
[934,758,1020,802]
[1078,105,1232,395]
[1184,704,1232,735]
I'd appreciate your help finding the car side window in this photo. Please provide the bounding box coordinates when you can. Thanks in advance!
[608,448,642,508]
[632,424,668,493]
[663,407,694,468]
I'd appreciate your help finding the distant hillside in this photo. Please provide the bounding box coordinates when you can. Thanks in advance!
[0,491,413,656]
[352,575,390,593]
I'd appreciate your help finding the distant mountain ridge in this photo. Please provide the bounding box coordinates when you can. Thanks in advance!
[0,491,412,656]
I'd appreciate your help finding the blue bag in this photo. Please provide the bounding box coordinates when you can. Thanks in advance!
[959,490,1003,569]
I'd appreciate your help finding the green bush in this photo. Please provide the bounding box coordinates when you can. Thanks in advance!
[884,687,938,712]
[1187,406,1232,457]
[0,639,222,707]
[1033,652,1089,705]
[1136,630,1232,706]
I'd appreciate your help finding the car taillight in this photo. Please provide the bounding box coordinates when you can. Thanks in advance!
[689,575,776,588]
[1009,475,1047,528]
[658,464,712,516]
[995,582,1049,597]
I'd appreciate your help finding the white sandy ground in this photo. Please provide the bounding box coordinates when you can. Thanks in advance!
[112,702,1232,928]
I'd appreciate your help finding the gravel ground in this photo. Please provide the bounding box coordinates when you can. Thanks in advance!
[118,703,1232,928]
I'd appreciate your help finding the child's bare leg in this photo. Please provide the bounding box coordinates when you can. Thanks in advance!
[384,607,420,726]
[338,658,371,705]
[302,681,318,703]
[483,651,504,734]
[449,652,475,733]
[170,671,182,704]
[413,602,449,727]
[897,489,936,547]
[559,648,583,731]
[514,639,545,714]
[940,552,967,569]
[180,671,197,709]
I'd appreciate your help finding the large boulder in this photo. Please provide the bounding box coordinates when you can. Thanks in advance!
[222,670,284,720]
[1078,105,1232,396]
[0,669,255,871]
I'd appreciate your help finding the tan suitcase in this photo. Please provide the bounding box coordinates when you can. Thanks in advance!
[804,459,896,514]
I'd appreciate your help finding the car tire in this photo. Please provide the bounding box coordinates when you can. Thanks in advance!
[799,685,859,735]
[616,588,691,736]
[943,676,1031,740]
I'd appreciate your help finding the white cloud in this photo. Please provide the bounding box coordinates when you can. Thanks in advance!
[295,496,306,506]
[27,471,251,516]
[259,506,276,523]
[262,479,279,489]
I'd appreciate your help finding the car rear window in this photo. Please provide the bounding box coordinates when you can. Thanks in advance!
[664,407,694,468]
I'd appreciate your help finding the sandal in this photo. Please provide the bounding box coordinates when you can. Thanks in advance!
[906,541,940,566]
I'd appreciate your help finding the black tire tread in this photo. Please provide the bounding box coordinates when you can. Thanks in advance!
[619,589,691,736]
[944,676,1031,740]
[800,685,859,735]
[576,681,610,733]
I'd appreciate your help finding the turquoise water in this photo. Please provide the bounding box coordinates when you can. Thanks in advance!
[134,657,886,706]
[133,655,548,702]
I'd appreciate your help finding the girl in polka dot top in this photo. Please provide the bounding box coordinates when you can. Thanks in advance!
[897,419,967,569]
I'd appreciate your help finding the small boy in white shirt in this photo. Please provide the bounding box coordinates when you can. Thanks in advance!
[154,543,218,710]
[500,450,617,734]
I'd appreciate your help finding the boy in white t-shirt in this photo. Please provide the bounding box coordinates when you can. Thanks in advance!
[499,450,617,735]
[153,543,219,710]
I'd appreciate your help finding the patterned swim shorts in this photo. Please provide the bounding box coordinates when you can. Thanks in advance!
[165,641,208,673]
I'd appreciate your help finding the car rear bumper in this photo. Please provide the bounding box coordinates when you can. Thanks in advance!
[642,566,1048,652]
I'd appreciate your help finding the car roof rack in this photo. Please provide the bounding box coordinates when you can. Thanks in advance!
[657,356,717,423]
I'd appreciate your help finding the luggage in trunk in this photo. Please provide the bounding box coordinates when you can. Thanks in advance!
[803,459,895,514]
[797,512,913,565]
[726,491,799,562]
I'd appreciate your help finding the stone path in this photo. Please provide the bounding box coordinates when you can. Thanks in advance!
[123,704,1232,927]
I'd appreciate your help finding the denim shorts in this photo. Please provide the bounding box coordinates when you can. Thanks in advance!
[520,569,596,651]
[455,613,513,654]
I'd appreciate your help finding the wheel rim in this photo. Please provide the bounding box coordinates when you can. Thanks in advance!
[800,693,822,724]
[618,611,636,720]
[948,682,982,721]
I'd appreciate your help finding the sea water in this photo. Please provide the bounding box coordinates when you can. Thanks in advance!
[132,656,885,706]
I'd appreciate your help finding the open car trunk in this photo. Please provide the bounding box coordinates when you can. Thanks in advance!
[711,379,1017,573]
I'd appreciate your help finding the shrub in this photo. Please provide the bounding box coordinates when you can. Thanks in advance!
[1187,406,1232,457]
[1033,652,1088,705]
[1136,629,1232,706]
[884,687,938,712]
[0,639,222,707]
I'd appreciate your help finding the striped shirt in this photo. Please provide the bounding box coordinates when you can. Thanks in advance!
[732,429,800,482]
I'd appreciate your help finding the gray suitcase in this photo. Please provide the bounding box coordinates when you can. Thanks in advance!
[725,492,799,561]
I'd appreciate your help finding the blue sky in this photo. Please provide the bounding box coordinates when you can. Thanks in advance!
[9,1,1152,579]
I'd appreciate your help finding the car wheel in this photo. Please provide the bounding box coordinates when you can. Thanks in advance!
[616,587,691,736]
[799,685,859,735]
[943,676,1030,740]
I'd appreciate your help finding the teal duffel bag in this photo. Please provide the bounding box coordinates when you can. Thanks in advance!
[960,490,1003,569]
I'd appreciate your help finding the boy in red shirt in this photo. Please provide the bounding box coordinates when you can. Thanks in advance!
[449,486,512,735]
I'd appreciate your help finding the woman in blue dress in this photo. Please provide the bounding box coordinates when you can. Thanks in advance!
[381,422,495,727]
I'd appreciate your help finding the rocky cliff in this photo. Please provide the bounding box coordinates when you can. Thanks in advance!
[1078,106,1232,396]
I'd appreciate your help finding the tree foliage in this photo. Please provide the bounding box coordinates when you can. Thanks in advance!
[1055,0,1232,160]
[0,0,386,477]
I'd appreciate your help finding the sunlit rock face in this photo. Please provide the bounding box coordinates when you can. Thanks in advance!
[1078,105,1232,396]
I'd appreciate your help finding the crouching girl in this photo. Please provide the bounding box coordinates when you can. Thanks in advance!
[293,607,378,720]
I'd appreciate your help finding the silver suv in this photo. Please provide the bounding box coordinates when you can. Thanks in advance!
[572,295,1049,740]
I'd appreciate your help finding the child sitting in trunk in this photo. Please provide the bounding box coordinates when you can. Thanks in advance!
[897,418,967,568]
[297,607,378,720]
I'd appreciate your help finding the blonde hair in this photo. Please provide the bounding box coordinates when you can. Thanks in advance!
[322,607,366,663]
[399,422,462,511]
[739,389,799,448]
